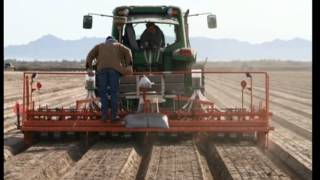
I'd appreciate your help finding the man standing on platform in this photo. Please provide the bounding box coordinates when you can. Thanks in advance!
[86,36,132,122]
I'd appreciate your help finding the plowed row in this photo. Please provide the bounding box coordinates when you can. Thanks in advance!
[4,142,86,180]
[4,138,216,180]
[144,141,213,180]
[61,142,141,180]
[204,74,312,179]
[206,142,291,179]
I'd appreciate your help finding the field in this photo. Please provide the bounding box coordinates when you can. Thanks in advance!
[3,61,312,180]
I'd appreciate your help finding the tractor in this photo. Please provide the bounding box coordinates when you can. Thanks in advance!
[17,6,273,148]
[83,6,217,98]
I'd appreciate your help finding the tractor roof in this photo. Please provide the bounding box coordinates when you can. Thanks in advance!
[126,15,179,25]
[113,5,182,15]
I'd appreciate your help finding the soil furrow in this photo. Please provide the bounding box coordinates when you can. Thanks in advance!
[61,142,142,180]
[204,142,291,179]
[205,82,312,178]
[4,142,86,180]
[144,140,213,180]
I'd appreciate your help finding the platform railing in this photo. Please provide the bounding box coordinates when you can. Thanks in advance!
[21,71,271,131]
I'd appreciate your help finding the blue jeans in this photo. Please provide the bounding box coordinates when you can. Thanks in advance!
[97,68,120,120]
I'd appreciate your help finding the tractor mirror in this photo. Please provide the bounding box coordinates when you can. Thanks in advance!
[83,15,93,29]
[207,15,217,29]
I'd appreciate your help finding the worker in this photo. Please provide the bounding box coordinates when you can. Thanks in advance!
[140,22,165,71]
[140,22,165,49]
[86,36,133,122]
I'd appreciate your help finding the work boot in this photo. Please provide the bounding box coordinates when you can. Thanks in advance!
[111,116,121,124]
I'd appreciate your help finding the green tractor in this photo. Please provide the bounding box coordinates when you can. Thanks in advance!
[20,6,271,145]
[83,6,216,111]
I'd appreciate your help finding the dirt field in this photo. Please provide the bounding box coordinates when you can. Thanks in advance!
[3,63,312,180]
[204,70,312,179]
[144,140,213,180]
[205,142,291,179]
[61,142,142,180]
[3,72,86,133]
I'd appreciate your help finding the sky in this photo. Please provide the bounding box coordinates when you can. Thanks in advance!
[4,0,312,47]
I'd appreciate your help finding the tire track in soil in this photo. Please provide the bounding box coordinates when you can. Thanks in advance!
[4,142,87,180]
[61,142,142,180]
[268,130,312,180]
[204,142,292,179]
[143,140,213,180]
[205,81,312,179]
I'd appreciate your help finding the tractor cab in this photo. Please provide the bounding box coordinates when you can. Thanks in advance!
[83,6,217,99]
[112,6,186,72]
[84,6,217,72]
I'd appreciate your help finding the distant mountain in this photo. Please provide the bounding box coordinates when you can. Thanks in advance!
[4,34,311,61]
[191,37,311,61]
[4,35,104,60]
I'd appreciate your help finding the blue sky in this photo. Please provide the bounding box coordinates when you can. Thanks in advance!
[4,0,311,46]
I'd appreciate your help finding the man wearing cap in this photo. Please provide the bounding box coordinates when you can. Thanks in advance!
[86,36,133,122]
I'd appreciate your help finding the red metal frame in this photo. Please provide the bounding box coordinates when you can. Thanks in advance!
[20,71,273,147]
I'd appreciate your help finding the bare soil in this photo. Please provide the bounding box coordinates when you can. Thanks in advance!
[4,130,26,162]
[144,140,213,180]
[204,73,312,179]
[3,65,312,180]
[61,142,142,180]
[206,141,291,179]
[4,142,86,180]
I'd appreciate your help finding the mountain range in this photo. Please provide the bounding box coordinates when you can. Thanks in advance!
[4,34,311,61]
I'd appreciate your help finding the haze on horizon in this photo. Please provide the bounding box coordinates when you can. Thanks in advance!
[4,0,311,47]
